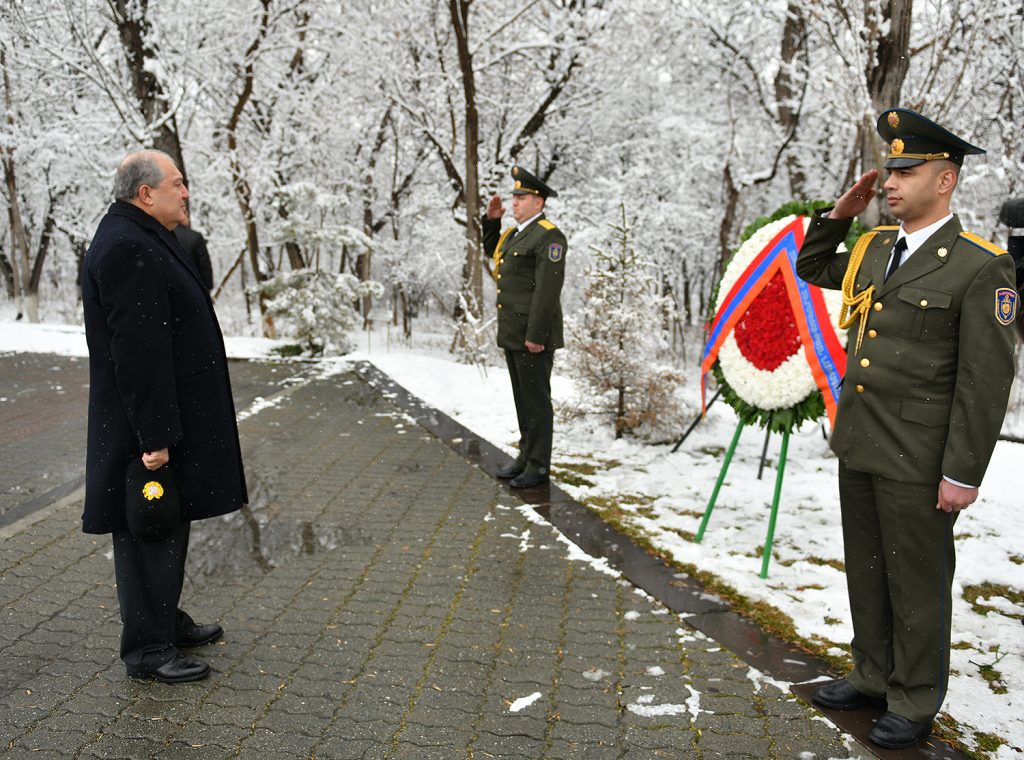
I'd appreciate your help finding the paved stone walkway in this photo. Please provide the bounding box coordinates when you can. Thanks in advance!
[0,356,865,759]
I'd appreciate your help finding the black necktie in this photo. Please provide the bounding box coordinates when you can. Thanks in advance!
[885,237,908,282]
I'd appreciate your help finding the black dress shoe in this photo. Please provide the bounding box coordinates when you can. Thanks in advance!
[869,712,931,749]
[127,653,210,683]
[812,679,886,711]
[495,463,525,479]
[176,622,223,648]
[508,471,549,489]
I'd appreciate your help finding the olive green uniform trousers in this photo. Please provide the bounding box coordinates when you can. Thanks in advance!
[504,349,554,476]
[838,464,957,722]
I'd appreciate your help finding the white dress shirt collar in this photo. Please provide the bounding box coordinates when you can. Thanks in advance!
[517,212,544,233]
[897,213,954,259]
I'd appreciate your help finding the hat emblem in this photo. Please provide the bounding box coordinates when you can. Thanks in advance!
[887,111,900,128]
[514,180,522,189]
[512,166,519,177]
[142,481,164,501]
[891,138,905,155]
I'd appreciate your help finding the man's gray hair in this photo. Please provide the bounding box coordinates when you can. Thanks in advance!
[112,150,175,201]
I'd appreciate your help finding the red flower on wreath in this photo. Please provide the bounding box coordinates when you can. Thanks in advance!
[733,272,801,372]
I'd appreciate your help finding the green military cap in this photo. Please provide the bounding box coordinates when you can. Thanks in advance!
[511,165,558,198]
[876,108,985,169]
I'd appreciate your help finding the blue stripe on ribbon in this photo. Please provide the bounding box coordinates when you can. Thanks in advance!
[782,239,842,403]
[702,243,782,363]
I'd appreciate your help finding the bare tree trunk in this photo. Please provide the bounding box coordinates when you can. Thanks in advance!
[21,192,60,323]
[859,0,912,227]
[2,46,29,319]
[108,0,187,182]
[0,245,14,299]
[450,0,483,321]
[718,162,741,279]
[224,0,273,336]
[775,1,808,197]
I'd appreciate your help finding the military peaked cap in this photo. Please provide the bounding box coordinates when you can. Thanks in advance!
[511,166,558,198]
[876,108,985,169]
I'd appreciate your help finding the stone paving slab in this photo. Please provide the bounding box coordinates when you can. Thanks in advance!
[0,356,867,758]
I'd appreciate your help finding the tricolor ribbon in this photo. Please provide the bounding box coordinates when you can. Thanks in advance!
[700,216,847,426]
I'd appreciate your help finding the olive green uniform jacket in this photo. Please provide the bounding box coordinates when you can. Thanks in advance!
[482,214,567,351]
[797,213,1016,485]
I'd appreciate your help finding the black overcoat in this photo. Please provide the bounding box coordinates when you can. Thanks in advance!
[81,201,247,534]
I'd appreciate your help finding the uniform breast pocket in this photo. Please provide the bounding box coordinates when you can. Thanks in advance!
[896,286,955,342]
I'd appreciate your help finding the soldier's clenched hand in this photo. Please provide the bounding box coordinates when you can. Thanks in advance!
[936,479,978,513]
[828,170,879,220]
[525,341,545,354]
[486,194,505,220]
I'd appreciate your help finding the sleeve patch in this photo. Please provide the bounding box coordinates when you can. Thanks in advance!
[547,243,564,262]
[960,231,1006,256]
[538,219,557,231]
[996,288,1017,325]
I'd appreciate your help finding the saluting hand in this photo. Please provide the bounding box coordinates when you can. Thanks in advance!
[486,194,505,220]
[828,170,879,220]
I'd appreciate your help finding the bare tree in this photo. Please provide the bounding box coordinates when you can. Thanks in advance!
[106,0,188,182]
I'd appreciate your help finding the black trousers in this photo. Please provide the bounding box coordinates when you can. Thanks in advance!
[504,348,554,474]
[112,521,196,669]
[837,463,957,722]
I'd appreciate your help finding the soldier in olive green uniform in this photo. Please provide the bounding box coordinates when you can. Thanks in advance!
[482,166,567,489]
[797,109,1017,750]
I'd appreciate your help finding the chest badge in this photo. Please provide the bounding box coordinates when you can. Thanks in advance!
[995,288,1017,325]
[547,243,563,263]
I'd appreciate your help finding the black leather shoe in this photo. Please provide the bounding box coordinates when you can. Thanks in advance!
[508,471,549,489]
[869,712,931,749]
[812,679,885,711]
[127,654,210,683]
[495,463,525,479]
[176,622,223,648]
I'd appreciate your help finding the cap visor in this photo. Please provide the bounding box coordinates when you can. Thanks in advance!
[884,157,926,169]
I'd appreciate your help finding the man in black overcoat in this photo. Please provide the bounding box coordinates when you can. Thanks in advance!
[173,218,214,291]
[81,150,248,683]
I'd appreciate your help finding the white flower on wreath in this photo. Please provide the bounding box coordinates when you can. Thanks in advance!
[714,215,847,411]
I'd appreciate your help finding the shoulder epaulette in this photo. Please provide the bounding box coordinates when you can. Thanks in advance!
[538,219,557,231]
[959,231,1006,256]
[871,225,900,232]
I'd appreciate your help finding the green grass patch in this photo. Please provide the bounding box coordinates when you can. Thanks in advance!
[661,526,697,543]
[673,508,706,519]
[271,344,305,357]
[776,555,844,572]
[974,732,1006,753]
[553,470,596,488]
[962,582,1023,619]
[978,663,1007,695]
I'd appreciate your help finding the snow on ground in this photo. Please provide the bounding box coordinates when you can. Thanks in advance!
[3,320,1022,757]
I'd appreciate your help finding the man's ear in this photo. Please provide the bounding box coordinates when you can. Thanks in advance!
[137,184,155,207]
[936,163,959,196]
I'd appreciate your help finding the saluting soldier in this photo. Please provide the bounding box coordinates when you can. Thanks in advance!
[797,109,1017,749]
[482,166,568,489]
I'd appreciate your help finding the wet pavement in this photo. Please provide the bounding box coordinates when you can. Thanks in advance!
[0,354,879,759]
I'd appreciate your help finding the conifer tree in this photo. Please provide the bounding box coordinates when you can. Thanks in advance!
[567,204,690,441]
